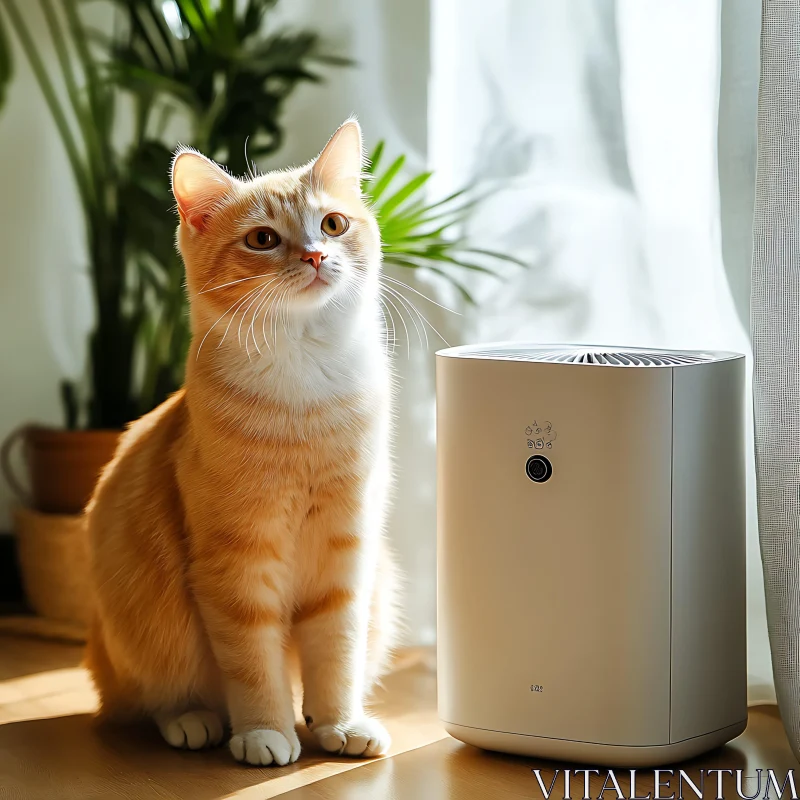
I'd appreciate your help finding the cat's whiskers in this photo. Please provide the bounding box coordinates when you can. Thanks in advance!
[380,291,411,360]
[332,270,394,355]
[241,289,269,362]
[197,275,217,293]
[199,251,438,366]
[243,292,266,362]
[247,306,261,358]
[196,282,267,361]
[255,289,277,356]
[237,285,271,350]
[200,271,275,295]
[383,284,426,351]
[271,285,284,346]
[377,297,397,356]
[381,273,461,316]
[246,284,280,358]
[217,279,279,353]
[253,278,294,358]
[255,283,288,356]
[261,289,276,352]
[268,285,290,349]
[280,283,293,343]
[275,286,293,341]
[236,278,285,360]
[383,283,451,348]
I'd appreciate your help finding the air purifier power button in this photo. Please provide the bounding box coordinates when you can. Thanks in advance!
[526,455,552,483]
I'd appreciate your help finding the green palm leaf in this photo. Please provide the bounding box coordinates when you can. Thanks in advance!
[365,141,520,303]
[368,154,405,204]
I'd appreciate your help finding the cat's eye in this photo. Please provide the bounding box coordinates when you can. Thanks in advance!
[245,227,281,251]
[321,212,349,237]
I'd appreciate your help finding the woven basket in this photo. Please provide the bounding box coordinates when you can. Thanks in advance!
[13,505,92,629]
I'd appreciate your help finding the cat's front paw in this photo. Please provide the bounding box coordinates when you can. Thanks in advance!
[229,727,301,766]
[311,717,391,758]
[157,710,224,750]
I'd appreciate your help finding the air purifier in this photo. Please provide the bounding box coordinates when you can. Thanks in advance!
[436,344,747,767]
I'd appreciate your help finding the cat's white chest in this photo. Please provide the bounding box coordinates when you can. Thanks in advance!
[221,327,386,406]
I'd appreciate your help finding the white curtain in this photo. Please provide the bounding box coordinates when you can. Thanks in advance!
[427,0,773,703]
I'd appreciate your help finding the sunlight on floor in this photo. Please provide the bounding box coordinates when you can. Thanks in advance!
[0,665,97,723]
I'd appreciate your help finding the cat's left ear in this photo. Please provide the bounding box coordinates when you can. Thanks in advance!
[311,119,364,196]
[171,147,237,232]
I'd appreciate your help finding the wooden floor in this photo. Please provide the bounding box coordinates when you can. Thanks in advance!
[0,633,796,799]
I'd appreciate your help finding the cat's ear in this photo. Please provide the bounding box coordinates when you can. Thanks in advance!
[311,119,364,196]
[171,148,236,232]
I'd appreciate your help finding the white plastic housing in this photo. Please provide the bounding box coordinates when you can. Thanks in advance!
[436,344,747,767]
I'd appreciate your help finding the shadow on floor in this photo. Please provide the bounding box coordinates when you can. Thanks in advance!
[0,635,84,681]
[0,713,358,800]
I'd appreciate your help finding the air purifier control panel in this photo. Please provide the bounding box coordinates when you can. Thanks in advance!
[525,420,556,482]
[525,420,557,451]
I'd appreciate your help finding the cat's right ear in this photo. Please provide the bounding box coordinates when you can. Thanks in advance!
[171,148,236,233]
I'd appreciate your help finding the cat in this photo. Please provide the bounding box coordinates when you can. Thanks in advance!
[85,120,401,767]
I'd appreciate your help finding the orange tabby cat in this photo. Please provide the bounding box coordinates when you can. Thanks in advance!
[85,120,400,766]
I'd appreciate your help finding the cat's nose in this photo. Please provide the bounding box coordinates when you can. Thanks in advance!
[300,250,326,271]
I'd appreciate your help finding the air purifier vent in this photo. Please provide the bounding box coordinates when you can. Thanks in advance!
[525,349,709,366]
[441,344,724,367]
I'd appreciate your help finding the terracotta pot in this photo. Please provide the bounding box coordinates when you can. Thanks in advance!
[1,425,120,514]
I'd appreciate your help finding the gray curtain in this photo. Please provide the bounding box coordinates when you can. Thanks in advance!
[752,0,800,759]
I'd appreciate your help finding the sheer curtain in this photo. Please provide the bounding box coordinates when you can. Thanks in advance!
[427,0,772,702]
